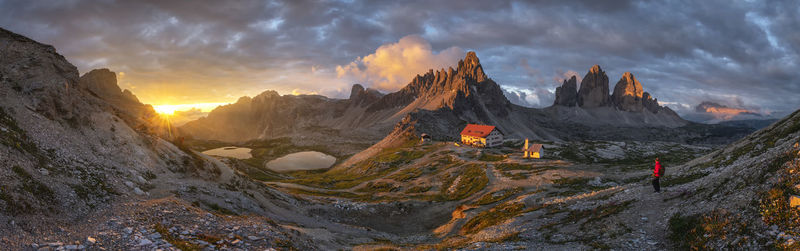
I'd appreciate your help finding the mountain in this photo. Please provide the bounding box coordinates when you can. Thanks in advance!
[178,51,512,144]
[77,68,168,136]
[180,52,763,161]
[577,65,611,108]
[0,26,232,223]
[553,66,680,117]
[0,27,334,250]
[553,76,578,106]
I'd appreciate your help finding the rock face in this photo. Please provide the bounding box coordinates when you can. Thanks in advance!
[577,65,610,108]
[611,72,644,112]
[553,76,578,106]
[0,27,228,225]
[348,84,383,107]
[642,92,660,113]
[78,68,160,132]
[552,66,679,117]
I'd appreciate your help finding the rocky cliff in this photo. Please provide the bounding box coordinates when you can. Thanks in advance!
[78,68,165,135]
[577,65,611,108]
[553,76,578,106]
[553,65,681,119]
[610,72,644,112]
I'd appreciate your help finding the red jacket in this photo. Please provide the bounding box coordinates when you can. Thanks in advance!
[654,161,663,177]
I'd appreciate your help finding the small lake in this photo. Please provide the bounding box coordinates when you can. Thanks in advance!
[201,147,252,159]
[266,151,336,172]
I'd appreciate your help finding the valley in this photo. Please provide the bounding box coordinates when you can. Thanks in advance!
[182,136,714,249]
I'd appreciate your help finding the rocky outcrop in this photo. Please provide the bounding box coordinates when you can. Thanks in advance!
[611,72,644,112]
[348,84,382,107]
[553,76,578,106]
[642,92,660,113]
[577,65,610,108]
[79,69,135,102]
[78,69,160,131]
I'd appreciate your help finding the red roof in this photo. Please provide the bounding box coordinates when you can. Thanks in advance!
[526,144,543,152]
[460,124,496,138]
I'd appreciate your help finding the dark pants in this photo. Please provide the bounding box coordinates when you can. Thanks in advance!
[652,177,661,192]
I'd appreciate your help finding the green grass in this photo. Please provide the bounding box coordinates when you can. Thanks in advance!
[284,141,436,189]
[500,171,528,180]
[286,163,399,190]
[440,164,489,201]
[388,167,425,182]
[668,210,753,250]
[473,187,523,205]
[461,202,528,234]
[496,163,556,173]
[478,153,507,162]
[355,181,397,193]
[405,185,432,194]
[0,108,49,168]
[11,166,55,202]
[564,200,632,229]
[284,187,366,200]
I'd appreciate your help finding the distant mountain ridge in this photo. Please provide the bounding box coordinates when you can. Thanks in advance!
[178,51,760,165]
[177,51,513,143]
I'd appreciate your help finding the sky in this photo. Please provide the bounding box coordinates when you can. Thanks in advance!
[1,0,798,122]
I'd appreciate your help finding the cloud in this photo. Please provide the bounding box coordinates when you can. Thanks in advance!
[695,101,761,120]
[553,70,582,87]
[0,0,798,118]
[502,86,554,108]
[336,35,464,92]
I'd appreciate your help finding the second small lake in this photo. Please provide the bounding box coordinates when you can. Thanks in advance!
[266,151,336,172]
[201,147,253,159]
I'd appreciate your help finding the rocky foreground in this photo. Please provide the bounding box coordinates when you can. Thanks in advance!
[12,197,311,250]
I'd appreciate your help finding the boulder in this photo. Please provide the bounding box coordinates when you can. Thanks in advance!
[553,76,578,106]
[611,72,645,112]
[577,65,610,108]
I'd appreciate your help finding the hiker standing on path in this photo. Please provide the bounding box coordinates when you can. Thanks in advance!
[653,157,664,193]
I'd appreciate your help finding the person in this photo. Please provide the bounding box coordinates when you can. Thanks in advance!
[653,157,663,193]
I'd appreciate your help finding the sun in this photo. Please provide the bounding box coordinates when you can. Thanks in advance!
[153,105,179,116]
[150,102,232,117]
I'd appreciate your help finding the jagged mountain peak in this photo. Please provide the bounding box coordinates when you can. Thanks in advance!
[578,64,611,108]
[589,64,604,74]
[456,51,487,82]
[611,71,645,111]
[554,75,579,106]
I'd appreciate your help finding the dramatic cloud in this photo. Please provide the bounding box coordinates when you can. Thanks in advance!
[678,99,768,123]
[503,87,555,107]
[336,35,464,92]
[1,0,798,119]
[693,101,762,121]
